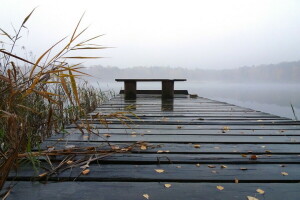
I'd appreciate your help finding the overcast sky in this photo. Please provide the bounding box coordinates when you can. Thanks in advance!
[1,0,300,69]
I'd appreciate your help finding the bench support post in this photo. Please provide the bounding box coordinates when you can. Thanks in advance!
[124,80,137,100]
[162,80,174,99]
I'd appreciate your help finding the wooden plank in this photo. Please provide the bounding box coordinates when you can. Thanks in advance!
[66,124,300,130]
[9,164,300,181]
[39,141,300,153]
[60,128,300,136]
[48,134,300,143]
[4,182,300,200]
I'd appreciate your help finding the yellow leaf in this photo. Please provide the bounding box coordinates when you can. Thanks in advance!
[256,188,265,194]
[196,163,201,167]
[82,169,90,175]
[38,172,48,177]
[216,185,224,191]
[164,184,172,188]
[66,160,73,165]
[140,145,147,150]
[234,178,239,183]
[155,169,165,173]
[281,172,288,176]
[247,196,259,200]
[143,194,149,199]
[157,150,163,153]
[193,144,201,148]
[241,154,247,157]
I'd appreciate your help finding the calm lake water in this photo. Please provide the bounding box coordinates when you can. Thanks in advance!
[96,81,300,119]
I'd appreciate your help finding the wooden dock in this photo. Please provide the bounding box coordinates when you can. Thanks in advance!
[6,93,300,200]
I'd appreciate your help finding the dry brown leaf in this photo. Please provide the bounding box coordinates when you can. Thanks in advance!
[131,134,137,137]
[240,167,247,170]
[82,169,90,175]
[265,150,271,153]
[216,185,224,191]
[103,134,111,137]
[247,196,259,200]
[221,165,227,169]
[250,155,258,160]
[241,154,247,158]
[155,169,165,173]
[208,165,216,168]
[256,188,265,194]
[193,144,201,148]
[143,194,150,199]
[281,172,288,176]
[177,126,182,129]
[164,184,172,188]
[157,150,163,153]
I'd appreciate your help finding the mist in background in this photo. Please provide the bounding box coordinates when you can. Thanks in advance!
[1,0,300,118]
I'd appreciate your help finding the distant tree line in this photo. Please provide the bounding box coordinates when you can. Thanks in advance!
[82,61,300,83]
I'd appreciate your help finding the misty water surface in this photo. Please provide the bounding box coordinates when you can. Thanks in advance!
[95,81,300,119]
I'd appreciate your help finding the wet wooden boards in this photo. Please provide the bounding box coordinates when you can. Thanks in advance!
[5,94,300,200]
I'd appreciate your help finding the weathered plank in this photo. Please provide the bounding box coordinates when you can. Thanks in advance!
[5,182,300,200]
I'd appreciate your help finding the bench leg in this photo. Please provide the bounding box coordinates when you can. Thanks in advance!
[162,80,174,99]
[124,81,136,99]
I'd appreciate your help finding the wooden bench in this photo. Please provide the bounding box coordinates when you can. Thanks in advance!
[115,79,186,99]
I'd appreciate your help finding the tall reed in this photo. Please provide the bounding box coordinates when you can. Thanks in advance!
[0,9,108,189]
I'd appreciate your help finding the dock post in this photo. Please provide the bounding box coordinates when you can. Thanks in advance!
[124,80,137,99]
[162,80,174,99]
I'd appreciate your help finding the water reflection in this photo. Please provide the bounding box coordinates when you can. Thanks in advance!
[161,99,174,111]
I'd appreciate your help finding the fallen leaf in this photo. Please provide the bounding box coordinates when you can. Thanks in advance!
[83,135,89,140]
[164,184,172,188]
[140,145,147,150]
[241,154,247,158]
[157,150,163,153]
[211,170,217,174]
[147,130,151,133]
[143,194,150,199]
[131,134,137,137]
[256,188,265,194]
[65,145,75,149]
[261,145,266,148]
[208,165,216,168]
[47,146,55,152]
[265,150,271,153]
[216,185,224,191]
[221,165,227,169]
[247,196,259,200]
[222,126,230,131]
[155,169,165,173]
[177,126,182,129]
[193,144,201,148]
[281,172,288,176]
[38,172,48,177]
[196,163,201,167]
[103,134,111,137]
[234,178,239,183]
[257,120,263,122]
[214,147,220,149]
[240,167,248,170]
[111,145,120,150]
[66,160,73,165]
[250,155,258,160]
[176,166,182,168]
[131,131,137,134]
[258,136,264,139]
[82,169,90,175]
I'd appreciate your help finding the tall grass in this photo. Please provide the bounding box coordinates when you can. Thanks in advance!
[0,9,109,189]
